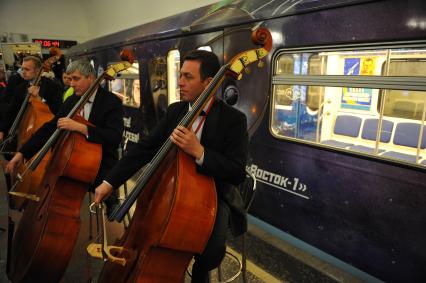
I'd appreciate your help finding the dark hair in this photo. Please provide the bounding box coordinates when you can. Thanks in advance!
[23,55,42,70]
[182,50,220,80]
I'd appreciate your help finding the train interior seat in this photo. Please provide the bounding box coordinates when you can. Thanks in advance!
[381,123,426,162]
[322,115,362,148]
[348,118,393,154]
[322,115,426,166]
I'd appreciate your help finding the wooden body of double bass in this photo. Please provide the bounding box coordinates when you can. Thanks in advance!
[8,130,102,283]
[98,148,217,283]
[10,99,54,210]
[16,99,53,149]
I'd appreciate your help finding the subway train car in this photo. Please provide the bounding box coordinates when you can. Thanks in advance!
[66,0,426,282]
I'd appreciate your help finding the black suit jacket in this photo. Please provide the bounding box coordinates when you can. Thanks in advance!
[0,73,25,104]
[20,87,124,187]
[105,99,249,236]
[0,77,62,133]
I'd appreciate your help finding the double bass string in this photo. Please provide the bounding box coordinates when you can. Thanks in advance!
[109,64,229,222]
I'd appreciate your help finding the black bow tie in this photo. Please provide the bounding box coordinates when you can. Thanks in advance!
[199,111,206,116]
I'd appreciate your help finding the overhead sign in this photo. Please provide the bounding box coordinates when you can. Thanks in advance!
[32,39,77,49]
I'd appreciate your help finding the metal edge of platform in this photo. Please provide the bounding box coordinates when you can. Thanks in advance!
[247,215,384,283]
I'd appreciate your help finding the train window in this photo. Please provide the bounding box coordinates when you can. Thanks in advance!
[148,57,167,120]
[167,50,180,104]
[387,57,426,76]
[378,59,426,120]
[108,61,140,108]
[308,54,327,75]
[273,85,294,108]
[271,45,426,167]
[381,89,425,120]
[275,54,293,75]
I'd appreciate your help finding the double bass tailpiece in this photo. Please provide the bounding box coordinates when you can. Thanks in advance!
[8,172,40,202]
[87,202,127,266]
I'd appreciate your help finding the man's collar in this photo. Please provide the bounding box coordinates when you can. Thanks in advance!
[87,88,98,103]
[188,97,214,113]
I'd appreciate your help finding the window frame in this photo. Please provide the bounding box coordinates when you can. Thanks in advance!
[270,41,426,168]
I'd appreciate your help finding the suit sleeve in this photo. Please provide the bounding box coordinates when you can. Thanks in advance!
[197,110,248,186]
[86,94,124,148]
[40,77,63,115]
[0,85,24,133]
[104,103,179,188]
[18,96,74,160]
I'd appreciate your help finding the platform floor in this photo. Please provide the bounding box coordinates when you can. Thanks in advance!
[0,163,360,283]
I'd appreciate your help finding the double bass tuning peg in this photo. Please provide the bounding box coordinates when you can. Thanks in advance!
[258,60,264,68]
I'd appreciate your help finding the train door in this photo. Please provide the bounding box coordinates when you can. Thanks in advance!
[104,51,143,144]
[149,30,224,108]
[273,53,323,141]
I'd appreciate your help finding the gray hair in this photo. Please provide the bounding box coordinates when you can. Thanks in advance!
[23,56,42,70]
[66,60,96,77]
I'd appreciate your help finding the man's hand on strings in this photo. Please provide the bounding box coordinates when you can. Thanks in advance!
[170,125,204,159]
[28,85,40,98]
[5,152,24,174]
[57,117,88,136]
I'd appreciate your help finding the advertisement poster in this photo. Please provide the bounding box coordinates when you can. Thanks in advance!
[341,57,375,111]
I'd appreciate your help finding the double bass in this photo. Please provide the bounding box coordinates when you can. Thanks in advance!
[8,54,62,210]
[7,53,133,283]
[88,28,272,282]
[0,54,61,152]
[4,54,62,277]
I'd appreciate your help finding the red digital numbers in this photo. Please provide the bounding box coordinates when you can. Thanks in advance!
[34,39,60,48]
[33,39,76,49]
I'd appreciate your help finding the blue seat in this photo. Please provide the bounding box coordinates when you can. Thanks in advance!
[381,151,419,163]
[322,140,353,148]
[349,145,385,154]
[333,115,362,137]
[347,119,394,154]
[393,123,426,149]
[322,115,362,148]
[361,119,394,142]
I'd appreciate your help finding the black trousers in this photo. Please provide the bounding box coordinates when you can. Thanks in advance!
[191,199,229,283]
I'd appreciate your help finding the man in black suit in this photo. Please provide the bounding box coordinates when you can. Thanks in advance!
[94,50,248,283]
[6,60,124,206]
[0,56,63,143]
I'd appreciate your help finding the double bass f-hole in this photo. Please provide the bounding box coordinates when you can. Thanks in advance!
[87,202,126,266]
[36,184,52,220]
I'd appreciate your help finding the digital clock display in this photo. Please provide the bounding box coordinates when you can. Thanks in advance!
[32,39,77,49]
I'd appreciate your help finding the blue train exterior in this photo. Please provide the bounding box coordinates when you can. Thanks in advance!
[67,1,426,282]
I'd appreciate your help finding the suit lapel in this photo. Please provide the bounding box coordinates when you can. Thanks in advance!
[88,88,102,123]
[201,100,221,145]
